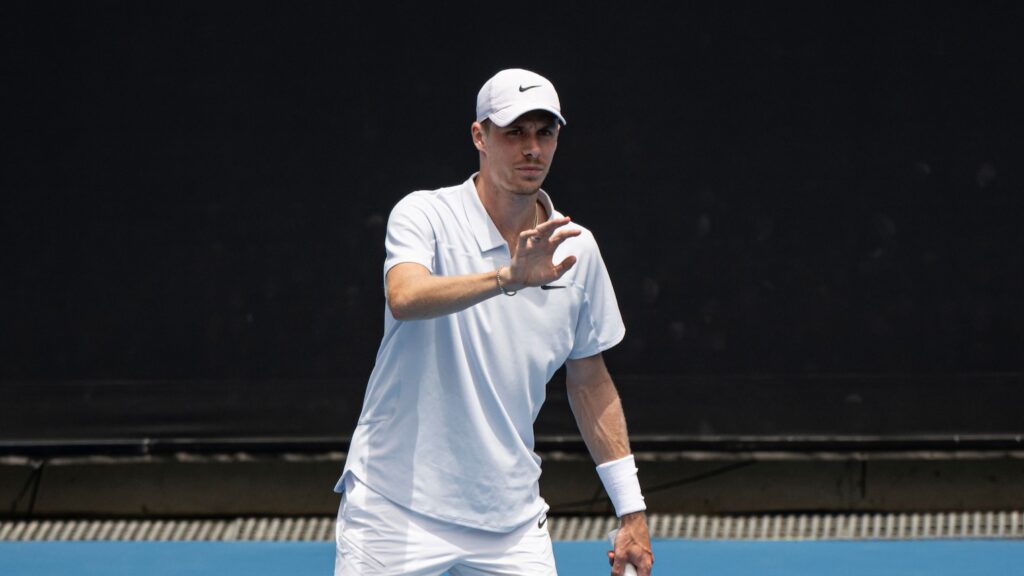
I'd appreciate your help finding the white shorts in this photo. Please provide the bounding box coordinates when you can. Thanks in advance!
[334,474,557,576]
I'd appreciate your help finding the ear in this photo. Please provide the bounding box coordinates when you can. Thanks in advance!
[471,122,487,153]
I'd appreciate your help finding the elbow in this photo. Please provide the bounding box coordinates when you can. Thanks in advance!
[387,293,413,321]
[389,305,415,321]
[386,287,423,321]
[384,264,434,321]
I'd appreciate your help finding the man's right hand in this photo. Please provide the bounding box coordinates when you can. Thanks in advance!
[502,215,581,290]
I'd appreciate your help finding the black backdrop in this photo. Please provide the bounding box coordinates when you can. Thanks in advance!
[3,2,1023,447]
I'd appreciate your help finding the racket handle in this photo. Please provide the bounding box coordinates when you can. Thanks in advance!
[607,529,638,576]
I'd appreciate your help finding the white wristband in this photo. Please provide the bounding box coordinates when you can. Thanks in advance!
[596,454,646,517]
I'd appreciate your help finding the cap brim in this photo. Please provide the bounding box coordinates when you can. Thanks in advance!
[489,104,567,127]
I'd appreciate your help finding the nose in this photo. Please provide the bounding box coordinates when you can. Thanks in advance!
[523,134,541,159]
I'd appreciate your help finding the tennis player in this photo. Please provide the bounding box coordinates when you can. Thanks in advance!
[334,68,653,575]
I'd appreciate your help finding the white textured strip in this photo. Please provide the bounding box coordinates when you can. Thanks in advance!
[1,512,1023,542]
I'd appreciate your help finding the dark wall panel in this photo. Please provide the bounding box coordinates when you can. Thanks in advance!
[2,3,1022,444]
[4,374,1023,453]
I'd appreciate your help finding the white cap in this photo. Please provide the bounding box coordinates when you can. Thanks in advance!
[475,68,566,127]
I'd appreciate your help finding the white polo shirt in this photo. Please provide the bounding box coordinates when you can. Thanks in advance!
[337,174,625,532]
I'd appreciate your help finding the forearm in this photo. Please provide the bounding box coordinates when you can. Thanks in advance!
[567,354,652,574]
[387,266,508,321]
[565,357,631,464]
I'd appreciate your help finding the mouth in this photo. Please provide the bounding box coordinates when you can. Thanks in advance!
[516,165,546,176]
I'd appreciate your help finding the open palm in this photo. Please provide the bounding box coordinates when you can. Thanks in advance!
[508,216,581,287]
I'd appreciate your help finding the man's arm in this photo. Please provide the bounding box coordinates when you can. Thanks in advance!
[386,216,580,320]
[566,353,654,576]
[386,264,503,320]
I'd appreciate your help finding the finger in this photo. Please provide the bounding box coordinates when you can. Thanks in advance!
[518,228,548,245]
[533,215,572,236]
[610,554,626,576]
[552,255,577,278]
[521,217,576,244]
[549,228,583,246]
[627,549,653,576]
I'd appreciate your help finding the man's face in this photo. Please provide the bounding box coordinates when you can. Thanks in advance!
[476,110,560,195]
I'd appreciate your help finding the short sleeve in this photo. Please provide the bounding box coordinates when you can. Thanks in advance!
[568,233,626,359]
[383,193,437,279]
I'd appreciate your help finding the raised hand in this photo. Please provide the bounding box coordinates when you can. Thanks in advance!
[502,216,581,290]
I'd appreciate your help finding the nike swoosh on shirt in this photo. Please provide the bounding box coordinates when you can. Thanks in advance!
[541,285,566,290]
[519,85,542,92]
[538,515,548,528]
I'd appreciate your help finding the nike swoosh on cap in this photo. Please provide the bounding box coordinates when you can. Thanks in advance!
[518,85,542,92]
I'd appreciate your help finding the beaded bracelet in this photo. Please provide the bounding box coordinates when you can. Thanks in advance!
[496,267,517,296]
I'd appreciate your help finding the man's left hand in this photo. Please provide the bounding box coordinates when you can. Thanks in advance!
[608,512,654,575]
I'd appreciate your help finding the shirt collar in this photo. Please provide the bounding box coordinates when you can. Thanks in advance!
[461,173,556,254]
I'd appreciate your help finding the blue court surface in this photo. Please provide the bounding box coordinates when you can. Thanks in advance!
[1,539,1022,575]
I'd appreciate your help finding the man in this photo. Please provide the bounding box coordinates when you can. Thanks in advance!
[335,68,654,576]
